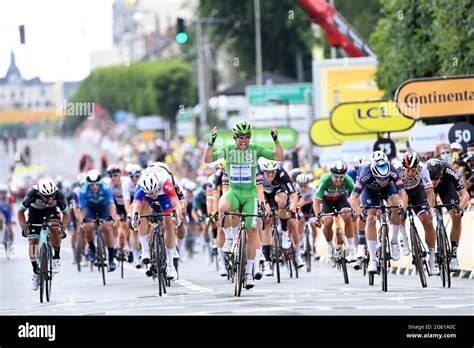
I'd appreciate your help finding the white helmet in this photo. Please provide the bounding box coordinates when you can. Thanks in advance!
[296,173,311,185]
[353,155,365,169]
[259,158,279,171]
[183,181,197,192]
[38,178,58,196]
[139,172,160,194]
[126,164,142,176]
[369,151,388,163]
[86,169,102,184]
[148,161,169,171]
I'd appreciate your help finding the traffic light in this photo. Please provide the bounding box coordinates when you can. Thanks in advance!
[19,25,25,44]
[176,17,188,44]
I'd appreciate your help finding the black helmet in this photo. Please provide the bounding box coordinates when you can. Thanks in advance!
[426,159,444,179]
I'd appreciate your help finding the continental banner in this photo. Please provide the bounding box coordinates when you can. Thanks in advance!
[330,100,415,135]
[310,118,376,147]
[395,75,474,119]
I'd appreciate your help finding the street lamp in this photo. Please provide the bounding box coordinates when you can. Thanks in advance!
[268,98,290,127]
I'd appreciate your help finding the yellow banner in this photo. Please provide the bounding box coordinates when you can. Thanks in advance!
[310,118,376,147]
[395,75,474,119]
[140,131,156,143]
[0,109,63,124]
[330,100,415,135]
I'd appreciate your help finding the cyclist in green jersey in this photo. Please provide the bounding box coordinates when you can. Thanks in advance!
[313,161,356,267]
[203,121,284,289]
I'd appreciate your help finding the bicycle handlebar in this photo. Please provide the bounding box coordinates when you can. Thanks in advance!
[220,210,266,230]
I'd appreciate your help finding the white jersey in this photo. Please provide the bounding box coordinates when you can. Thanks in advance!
[103,176,129,205]
[394,163,433,191]
[298,184,316,203]
[122,177,137,202]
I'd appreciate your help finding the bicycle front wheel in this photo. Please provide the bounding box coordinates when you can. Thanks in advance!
[381,225,389,292]
[46,244,52,302]
[96,233,107,286]
[272,228,281,283]
[410,226,427,288]
[305,228,312,272]
[39,244,47,303]
[234,229,246,297]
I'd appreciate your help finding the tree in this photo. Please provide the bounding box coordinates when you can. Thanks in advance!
[65,59,196,131]
[370,0,474,98]
[198,0,314,81]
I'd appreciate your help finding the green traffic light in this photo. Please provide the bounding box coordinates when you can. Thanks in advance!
[176,32,188,44]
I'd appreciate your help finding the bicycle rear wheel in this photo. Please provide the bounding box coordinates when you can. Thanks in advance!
[337,231,349,284]
[381,225,388,292]
[46,245,52,302]
[305,228,312,272]
[97,233,106,286]
[410,226,427,288]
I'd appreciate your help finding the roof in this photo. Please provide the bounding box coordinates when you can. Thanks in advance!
[213,72,301,96]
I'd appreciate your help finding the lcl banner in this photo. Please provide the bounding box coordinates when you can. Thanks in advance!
[395,75,474,119]
[310,118,376,147]
[330,100,415,135]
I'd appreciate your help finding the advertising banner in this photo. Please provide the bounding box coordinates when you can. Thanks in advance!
[395,75,474,119]
[310,118,376,146]
[330,100,415,135]
[408,123,454,152]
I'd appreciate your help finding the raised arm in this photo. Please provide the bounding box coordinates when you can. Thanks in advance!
[203,127,218,163]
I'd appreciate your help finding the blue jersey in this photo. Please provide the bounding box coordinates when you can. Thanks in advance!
[193,186,207,209]
[79,182,114,210]
[347,169,358,183]
[353,163,404,195]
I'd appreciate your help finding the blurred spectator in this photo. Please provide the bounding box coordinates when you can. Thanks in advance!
[452,159,472,191]
[434,142,451,161]
[100,153,109,176]
[461,141,474,162]
[23,145,31,166]
[450,142,463,161]
[79,153,94,172]
[2,129,9,153]
[11,131,17,153]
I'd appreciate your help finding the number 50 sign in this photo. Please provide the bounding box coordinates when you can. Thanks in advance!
[448,122,474,150]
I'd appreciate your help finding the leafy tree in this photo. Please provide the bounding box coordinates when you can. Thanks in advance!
[371,0,474,98]
[65,59,196,131]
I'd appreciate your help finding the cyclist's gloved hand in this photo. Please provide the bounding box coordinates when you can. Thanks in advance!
[270,127,278,142]
[131,216,139,230]
[21,225,30,238]
[208,127,218,146]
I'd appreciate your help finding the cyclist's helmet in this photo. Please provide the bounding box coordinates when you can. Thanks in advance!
[38,178,58,196]
[126,164,142,176]
[370,158,390,179]
[139,172,160,195]
[290,168,303,182]
[259,158,279,171]
[369,150,388,163]
[402,151,420,169]
[106,164,121,175]
[330,161,348,175]
[353,155,365,169]
[86,169,102,184]
[232,121,252,135]
[426,159,444,179]
[296,173,311,185]
[215,158,225,170]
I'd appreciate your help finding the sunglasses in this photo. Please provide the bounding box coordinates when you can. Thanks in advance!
[129,174,140,179]
[332,174,345,180]
[109,173,120,178]
[264,170,276,175]
[88,183,100,187]
[237,135,251,140]
[40,193,55,199]
[375,176,389,182]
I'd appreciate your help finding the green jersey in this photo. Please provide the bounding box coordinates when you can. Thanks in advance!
[315,173,354,200]
[212,143,274,190]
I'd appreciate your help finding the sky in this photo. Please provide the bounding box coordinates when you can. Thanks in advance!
[0,0,114,82]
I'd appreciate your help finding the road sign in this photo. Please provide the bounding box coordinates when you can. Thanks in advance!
[331,100,415,135]
[373,138,396,159]
[448,122,474,151]
[246,84,313,105]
